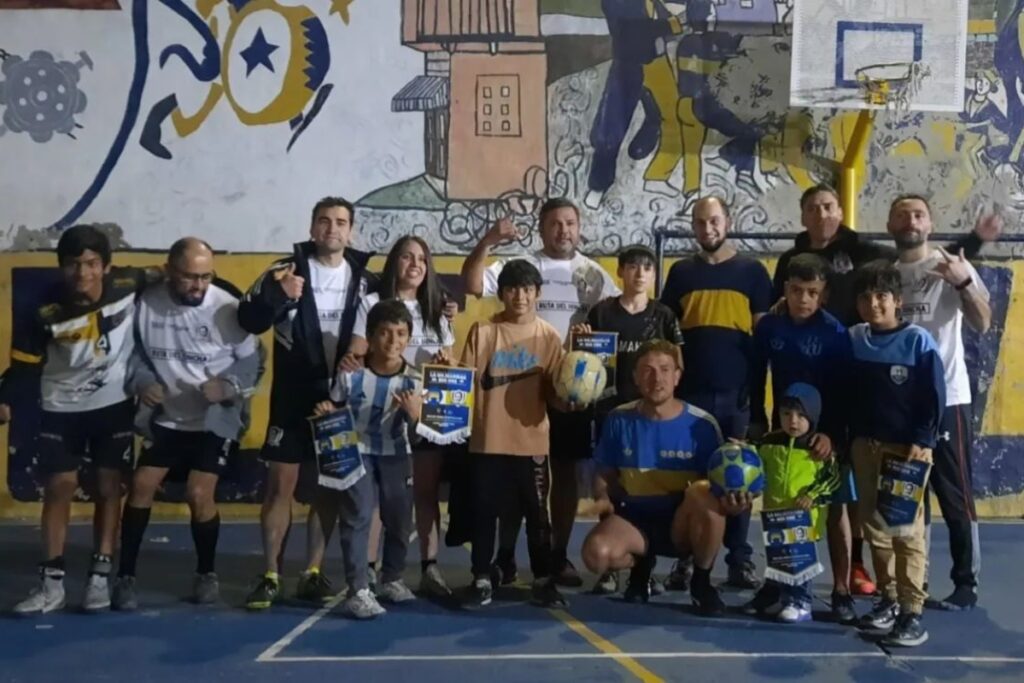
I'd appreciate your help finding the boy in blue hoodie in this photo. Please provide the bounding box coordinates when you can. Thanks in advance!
[746,383,840,623]
[848,261,945,648]
[750,253,860,622]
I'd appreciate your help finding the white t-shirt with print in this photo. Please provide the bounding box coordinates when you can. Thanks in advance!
[483,250,620,338]
[307,257,352,369]
[135,284,259,431]
[896,251,990,406]
[352,293,456,368]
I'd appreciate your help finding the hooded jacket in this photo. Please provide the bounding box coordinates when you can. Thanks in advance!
[758,383,840,539]
[238,241,375,427]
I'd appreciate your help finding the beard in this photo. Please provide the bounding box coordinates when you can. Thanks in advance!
[894,230,926,250]
[698,236,725,253]
[172,289,206,307]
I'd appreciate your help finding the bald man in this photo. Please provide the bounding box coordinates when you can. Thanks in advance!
[112,238,262,610]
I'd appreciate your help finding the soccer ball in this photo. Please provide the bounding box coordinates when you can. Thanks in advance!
[553,351,607,406]
[706,443,765,498]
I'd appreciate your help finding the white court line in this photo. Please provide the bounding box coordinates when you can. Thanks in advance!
[260,652,1024,664]
[255,594,346,663]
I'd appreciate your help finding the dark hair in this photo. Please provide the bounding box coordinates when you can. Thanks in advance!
[539,197,580,226]
[776,396,807,416]
[786,253,832,283]
[618,244,656,268]
[57,225,111,267]
[799,183,840,209]
[889,194,931,217]
[852,260,902,299]
[497,259,543,294]
[636,339,682,369]
[694,195,730,219]
[310,196,355,226]
[168,237,214,268]
[379,235,447,340]
[366,299,413,338]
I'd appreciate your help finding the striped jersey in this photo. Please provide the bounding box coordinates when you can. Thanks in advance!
[329,362,422,456]
[594,400,723,502]
[7,267,158,413]
[134,283,259,431]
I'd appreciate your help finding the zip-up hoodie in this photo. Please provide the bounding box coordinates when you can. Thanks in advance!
[238,241,375,427]
[758,383,840,538]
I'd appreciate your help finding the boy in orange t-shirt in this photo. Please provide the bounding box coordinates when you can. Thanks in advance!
[459,259,567,610]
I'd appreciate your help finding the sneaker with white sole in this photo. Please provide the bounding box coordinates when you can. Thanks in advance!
[13,567,66,616]
[881,612,929,647]
[419,564,452,598]
[377,580,416,604]
[858,598,899,633]
[344,588,386,619]
[461,578,493,610]
[778,604,812,623]
[82,574,111,613]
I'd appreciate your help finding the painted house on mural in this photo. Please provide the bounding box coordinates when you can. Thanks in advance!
[392,0,547,200]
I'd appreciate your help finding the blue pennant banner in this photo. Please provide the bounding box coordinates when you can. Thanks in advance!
[762,508,823,586]
[876,455,932,537]
[309,407,365,491]
[417,365,474,445]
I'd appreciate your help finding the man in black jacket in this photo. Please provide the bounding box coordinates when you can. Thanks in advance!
[238,197,375,610]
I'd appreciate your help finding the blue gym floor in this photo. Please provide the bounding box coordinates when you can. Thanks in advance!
[1,519,1022,683]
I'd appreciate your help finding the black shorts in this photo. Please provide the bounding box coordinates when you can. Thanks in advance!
[137,424,235,476]
[260,423,315,464]
[548,407,595,461]
[37,401,135,475]
[615,495,684,558]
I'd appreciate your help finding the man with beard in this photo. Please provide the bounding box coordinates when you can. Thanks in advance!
[888,194,994,612]
[658,196,772,589]
[463,198,620,587]
[113,238,261,609]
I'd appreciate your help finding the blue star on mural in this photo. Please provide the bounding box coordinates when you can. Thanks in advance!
[240,28,279,77]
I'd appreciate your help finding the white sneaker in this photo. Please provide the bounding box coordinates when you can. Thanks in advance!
[419,564,452,598]
[377,579,416,604]
[344,588,386,619]
[778,604,812,623]
[14,570,66,616]
[82,574,111,613]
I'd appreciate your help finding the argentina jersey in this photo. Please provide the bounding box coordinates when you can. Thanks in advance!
[594,401,723,500]
[330,363,422,456]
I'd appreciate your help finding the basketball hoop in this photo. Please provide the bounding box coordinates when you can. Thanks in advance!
[855,62,931,116]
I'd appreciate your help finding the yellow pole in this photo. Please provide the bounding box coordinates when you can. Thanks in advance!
[839,109,876,229]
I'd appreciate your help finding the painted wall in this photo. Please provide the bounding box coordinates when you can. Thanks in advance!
[1,0,1023,517]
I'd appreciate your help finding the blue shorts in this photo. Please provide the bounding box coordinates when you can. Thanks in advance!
[614,495,683,558]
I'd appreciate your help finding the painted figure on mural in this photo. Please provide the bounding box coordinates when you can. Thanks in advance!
[584,0,685,210]
[992,2,1024,170]
[961,70,1014,173]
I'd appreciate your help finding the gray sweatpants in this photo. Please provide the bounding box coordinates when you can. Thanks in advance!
[337,454,412,592]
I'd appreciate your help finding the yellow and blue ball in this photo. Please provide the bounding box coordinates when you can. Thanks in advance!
[553,351,607,406]
[707,443,765,498]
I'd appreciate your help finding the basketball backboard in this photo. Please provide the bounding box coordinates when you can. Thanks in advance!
[790,0,969,113]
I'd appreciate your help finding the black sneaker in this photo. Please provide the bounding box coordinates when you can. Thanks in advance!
[857,598,899,633]
[623,554,655,603]
[461,578,493,610]
[938,585,977,611]
[245,575,280,611]
[882,612,929,647]
[295,570,334,603]
[742,584,781,616]
[490,558,518,586]
[531,579,568,608]
[591,571,619,595]
[692,583,726,617]
[831,591,858,625]
[726,561,761,589]
[664,558,693,591]
[552,558,584,588]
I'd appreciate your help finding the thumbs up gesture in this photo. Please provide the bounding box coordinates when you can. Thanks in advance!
[201,367,236,403]
[274,263,305,300]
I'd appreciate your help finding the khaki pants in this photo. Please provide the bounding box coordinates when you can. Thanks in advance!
[851,438,932,614]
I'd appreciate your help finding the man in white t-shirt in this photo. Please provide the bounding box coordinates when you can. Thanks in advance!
[238,197,375,610]
[113,238,261,610]
[888,195,995,612]
[463,197,621,587]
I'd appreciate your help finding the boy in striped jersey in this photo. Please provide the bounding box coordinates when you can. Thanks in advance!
[0,225,160,615]
[313,299,423,619]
